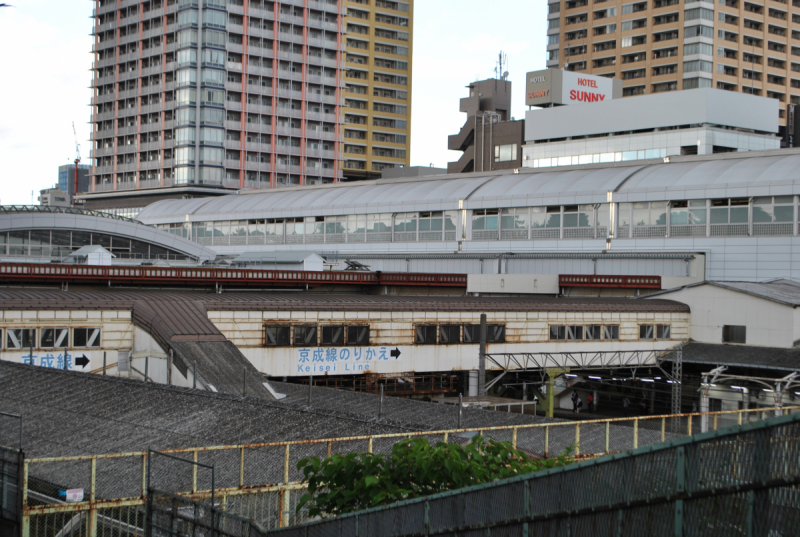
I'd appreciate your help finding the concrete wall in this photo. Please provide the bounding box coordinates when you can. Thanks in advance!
[209,309,689,378]
[467,274,560,294]
[646,284,797,348]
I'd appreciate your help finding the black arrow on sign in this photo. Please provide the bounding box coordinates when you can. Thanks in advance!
[75,355,90,369]
[390,348,401,359]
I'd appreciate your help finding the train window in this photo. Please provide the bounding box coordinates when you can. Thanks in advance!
[347,325,370,346]
[73,328,102,348]
[294,325,318,346]
[464,324,506,343]
[321,325,345,346]
[416,325,437,344]
[439,325,460,344]
[657,324,671,339]
[604,325,620,340]
[41,328,69,349]
[7,329,36,349]
[265,325,291,346]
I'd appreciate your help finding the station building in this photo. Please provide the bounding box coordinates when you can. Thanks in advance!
[134,147,800,283]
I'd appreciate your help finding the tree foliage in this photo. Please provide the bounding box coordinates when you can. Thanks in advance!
[296,435,574,517]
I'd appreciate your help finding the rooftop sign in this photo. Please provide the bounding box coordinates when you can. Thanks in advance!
[525,69,622,107]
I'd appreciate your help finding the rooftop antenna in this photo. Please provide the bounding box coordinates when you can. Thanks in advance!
[495,51,509,81]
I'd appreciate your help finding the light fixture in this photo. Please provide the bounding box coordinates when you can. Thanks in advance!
[589,376,601,380]
[641,379,655,383]
[565,374,577,378]
[731,386,745,390]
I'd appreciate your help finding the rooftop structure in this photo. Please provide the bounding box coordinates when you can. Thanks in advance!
[524,88,781,168]
[448,78,524,173]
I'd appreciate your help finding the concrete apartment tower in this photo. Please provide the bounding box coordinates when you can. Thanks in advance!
[88,0,346,217]
[546,0,800,135]
[342,0,413,180]
[447,78,524,173]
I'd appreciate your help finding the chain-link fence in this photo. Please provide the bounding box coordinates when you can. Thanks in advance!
[268,411,800,536]
[20,406,799,536]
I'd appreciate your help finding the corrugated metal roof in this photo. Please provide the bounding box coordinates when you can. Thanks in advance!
[709,280,800,307]
[0,289,689,313]
[135,151,800,224]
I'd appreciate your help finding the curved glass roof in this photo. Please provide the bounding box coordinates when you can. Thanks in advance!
[137,152,800,224]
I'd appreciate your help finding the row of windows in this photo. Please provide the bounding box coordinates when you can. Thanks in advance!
[2,328,102,350]
[549,324,670,341]
[263,323,676,347]
[263,324,507,346]
[155,196,800,246]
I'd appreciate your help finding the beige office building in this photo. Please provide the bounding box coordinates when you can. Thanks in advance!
[342,0,413,180]
[546,0,800,131]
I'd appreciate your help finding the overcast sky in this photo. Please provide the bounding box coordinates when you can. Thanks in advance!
[0,0,547,205]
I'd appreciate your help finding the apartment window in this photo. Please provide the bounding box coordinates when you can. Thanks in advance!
[7,329,36,349]
[321,325,345,346]
[347,326,370,346]
[416,325,437,344]
[440,325,461,344]
[604,325,620,340]
[494,144,518,162]
[722,325,746,344]
[294,325,318,346]
[73,328,101,348]
[41,328,69,349]
[265,325,291,346]
[464,324,506,343]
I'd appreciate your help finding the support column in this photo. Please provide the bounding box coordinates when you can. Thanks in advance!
[468,371,478,397]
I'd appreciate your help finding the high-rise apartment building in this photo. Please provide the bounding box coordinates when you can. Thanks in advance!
[342,0,413,180]
[546,0,800,133]
[87,0,346,215]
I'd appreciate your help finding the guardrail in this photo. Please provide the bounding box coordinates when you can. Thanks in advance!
[20,406,798,535]
[559,274,662,289]
[0,263,468,289]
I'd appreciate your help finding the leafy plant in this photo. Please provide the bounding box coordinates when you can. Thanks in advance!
[296,435,574,517]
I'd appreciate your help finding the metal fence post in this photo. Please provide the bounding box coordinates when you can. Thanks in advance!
[239,447,245,488]
[102,351,107,375]
[284,444,290,484]
[575,423,581,457]
[379,384,384,418]
[458,394,463,429]
[605,421,610,453]
[633,419,639,449]
[89,458,98,537]
[545,426,550,458]
[661,417,666,443]
[512,427,518,450]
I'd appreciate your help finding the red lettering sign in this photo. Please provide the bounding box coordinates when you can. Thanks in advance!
[577,78,598,88]
[527,90,550,99]
[569,90,606,102]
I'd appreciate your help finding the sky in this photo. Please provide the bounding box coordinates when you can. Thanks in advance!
[0,0,547,205]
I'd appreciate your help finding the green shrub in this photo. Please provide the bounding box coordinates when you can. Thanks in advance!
[297,435,573,517]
